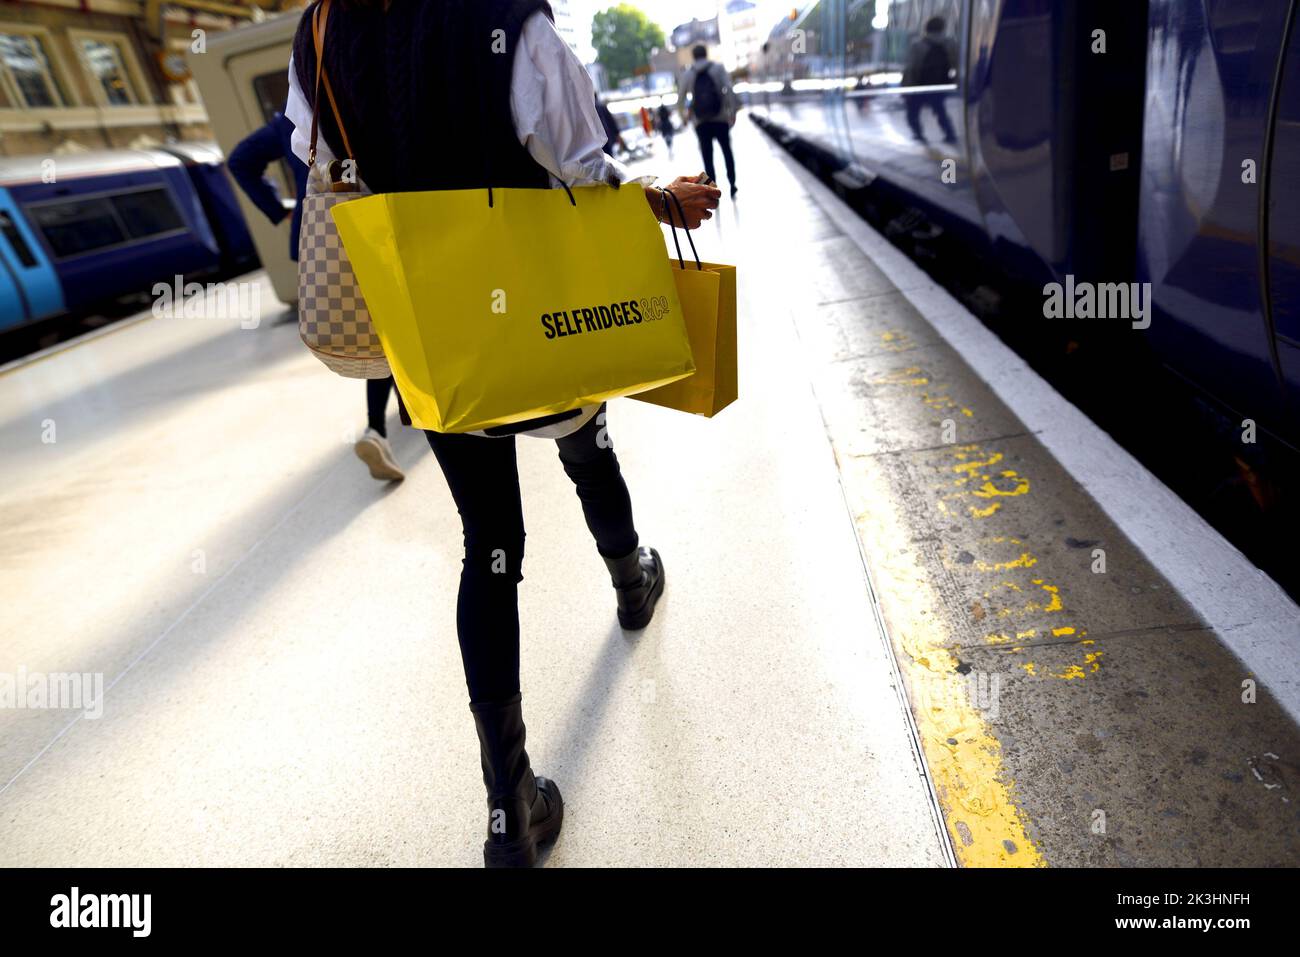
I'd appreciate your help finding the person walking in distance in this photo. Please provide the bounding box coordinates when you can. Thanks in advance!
[656,102,675,158]
[594,94,625,157]
[902,16,958,145]
[681,44,739,198]
[285,0,720,867]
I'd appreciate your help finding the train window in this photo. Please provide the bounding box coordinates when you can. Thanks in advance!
[252,71,290,126]
[26,198,126,259]
[112,188,185,240]
[0,211,38,268]
[25,186,187,260]
[252,70,296,192]
[0,30,69,108]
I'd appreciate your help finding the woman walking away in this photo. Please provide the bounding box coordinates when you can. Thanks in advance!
[285,0,720,867]
[657,102,675,158]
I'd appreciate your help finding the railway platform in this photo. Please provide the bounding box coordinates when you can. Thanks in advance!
[1,119,1297,868]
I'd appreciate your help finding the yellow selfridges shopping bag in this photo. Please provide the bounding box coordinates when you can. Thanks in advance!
[330,184,695,433]
[631,205,737,416]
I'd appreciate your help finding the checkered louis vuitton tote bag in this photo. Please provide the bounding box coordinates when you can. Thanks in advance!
[296,0,390,379]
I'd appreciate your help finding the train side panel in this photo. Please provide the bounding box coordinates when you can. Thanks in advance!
[0,186,64,328]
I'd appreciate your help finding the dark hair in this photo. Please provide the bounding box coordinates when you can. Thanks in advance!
[692,44,707,60]
[925,16,945,34]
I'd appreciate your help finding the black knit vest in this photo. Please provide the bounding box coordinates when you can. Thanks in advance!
[293,0,552,194]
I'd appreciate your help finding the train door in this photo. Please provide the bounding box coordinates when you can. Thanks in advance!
[1138,0,1294,448]
[1266,0,1300,445]
[187,12,302,307]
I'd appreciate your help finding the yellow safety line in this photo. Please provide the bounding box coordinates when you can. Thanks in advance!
[850,468,1045,866]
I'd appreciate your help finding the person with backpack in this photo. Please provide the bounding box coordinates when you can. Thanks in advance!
[902,16,958,145]
[284,0,720,868]
[681,44,739,198]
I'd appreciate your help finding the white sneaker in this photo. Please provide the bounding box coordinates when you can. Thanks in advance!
[354,427,404,481]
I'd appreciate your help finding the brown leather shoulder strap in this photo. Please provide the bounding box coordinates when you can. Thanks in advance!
[307,0,354,164]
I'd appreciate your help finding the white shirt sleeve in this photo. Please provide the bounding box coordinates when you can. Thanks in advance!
[510,12,637,188]
[285,52,333,167]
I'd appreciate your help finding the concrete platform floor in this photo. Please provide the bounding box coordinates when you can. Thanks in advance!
[0,122,948,866]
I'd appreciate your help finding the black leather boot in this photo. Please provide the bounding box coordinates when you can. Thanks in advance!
[469,694,563,868]
[603,545,664,630]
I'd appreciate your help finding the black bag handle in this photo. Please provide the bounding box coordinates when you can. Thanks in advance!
[659,187,702,271]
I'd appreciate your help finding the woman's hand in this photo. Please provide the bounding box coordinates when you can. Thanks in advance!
[643,175,722,229]
[665,175,721,228]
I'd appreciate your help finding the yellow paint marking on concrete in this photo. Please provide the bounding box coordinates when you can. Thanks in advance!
[1051,653,1103,680]
[1051,626,1076,637]
[923,392,956,410]
[1036,582,1063,612]
[970,503,1001,518]
[872,366,930,386]
[993,580,1062,617]
[953,451,1004,476]
[878,330,914,350]
[973,472,1030,500]
[961,408,974,417]
[975,552,1038,572]
[987,628,1038,644]
[1022,662,1037,676]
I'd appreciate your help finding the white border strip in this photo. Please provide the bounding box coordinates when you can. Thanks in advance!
[771,142,1300,725]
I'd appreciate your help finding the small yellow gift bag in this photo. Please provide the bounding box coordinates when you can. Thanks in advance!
[632,190,737,417]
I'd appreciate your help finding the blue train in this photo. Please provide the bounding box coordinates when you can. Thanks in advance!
[747,0,1300,456]
[0,143,256,332]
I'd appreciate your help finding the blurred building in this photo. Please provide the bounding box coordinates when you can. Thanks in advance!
[549,0,580,56]
[665,13,720,80]
[0,0,276,157]
[670,15,720,54]
[752,4,811,83]
[716,0,763,75]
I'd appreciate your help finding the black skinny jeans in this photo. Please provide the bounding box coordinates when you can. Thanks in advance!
[423,404,639,704]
